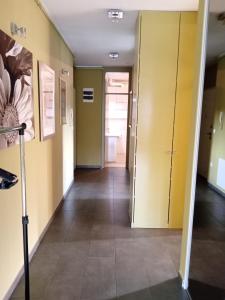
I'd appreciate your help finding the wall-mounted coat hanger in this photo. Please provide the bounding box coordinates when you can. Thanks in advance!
[0,168,18,189]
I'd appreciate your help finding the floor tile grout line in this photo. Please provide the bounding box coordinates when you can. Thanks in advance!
[79,239,92,300]
[113,170,118,298]
[37,248,62,299]
[114,237,119,298]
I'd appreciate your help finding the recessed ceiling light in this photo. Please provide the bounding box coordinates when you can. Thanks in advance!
[107,9,124,22]
[109,52,119,59]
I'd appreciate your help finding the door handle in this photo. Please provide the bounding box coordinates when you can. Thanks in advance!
[207,132,212,139]
[164,150,176,155]
[165,150,172,154]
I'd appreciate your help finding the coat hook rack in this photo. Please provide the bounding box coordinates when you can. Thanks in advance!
[11,22,26,38]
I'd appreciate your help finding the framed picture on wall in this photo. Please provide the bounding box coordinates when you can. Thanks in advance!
[38,62,55,141]
[0,29,35,149]
[59,78,67,124]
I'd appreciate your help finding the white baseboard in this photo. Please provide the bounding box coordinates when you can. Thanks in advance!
[3,179,74,300]
[180,270,188,290]
[76,165,101,169]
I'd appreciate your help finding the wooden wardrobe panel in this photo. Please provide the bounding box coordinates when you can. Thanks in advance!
[133,12,180,228]
[169,12,197,228]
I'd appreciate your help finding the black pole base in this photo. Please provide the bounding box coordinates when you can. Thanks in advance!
[22,216,30,300]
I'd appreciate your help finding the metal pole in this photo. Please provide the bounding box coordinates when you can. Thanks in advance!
[19,124,27,217]
[0,124,25,135]
[0,123,30,299]
[19,124,30,300]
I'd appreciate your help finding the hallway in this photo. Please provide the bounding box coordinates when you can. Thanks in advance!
[11,168,185,300]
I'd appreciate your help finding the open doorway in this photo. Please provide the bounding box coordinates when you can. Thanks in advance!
[104,72,129,168]
[188,4,225,299]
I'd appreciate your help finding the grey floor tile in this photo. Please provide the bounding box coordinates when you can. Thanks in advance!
[41,224,68,243]
[65,223,92,242]
[11,168,183,300]
[92,209,114,224]
[116,237,166,260]
[117,288,151,300]
[80,257,116,300]
[147,256,178,287]
[94,199,114,212]
[11,253,59,299]
[52,210,76,226]
[91,223,115,240]
[44,255,86,300]
[38,240,90,259]
[89,239,115,257]
[44,278,81,300]
[116,254,150,297]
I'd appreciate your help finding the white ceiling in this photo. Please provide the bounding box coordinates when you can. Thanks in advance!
[210,0,225,13]
[207,0,225,65]
[41,0,199,67]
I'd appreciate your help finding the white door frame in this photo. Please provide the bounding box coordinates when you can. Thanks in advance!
[181,0,209,290]
[101,68,132,169]
[101,70,105,169]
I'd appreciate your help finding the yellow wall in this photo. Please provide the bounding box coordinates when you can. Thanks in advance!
[0,1,74,298]
[208,57,225,193]
[75,68,103,167]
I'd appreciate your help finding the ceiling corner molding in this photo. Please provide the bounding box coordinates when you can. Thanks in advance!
[76,66,104,69]
[34,0,50,17]
[34,0,74,58]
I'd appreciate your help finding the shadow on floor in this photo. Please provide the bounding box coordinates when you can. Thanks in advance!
[189,177,225,298]
[188,279,225,300]
[114,278,190,300]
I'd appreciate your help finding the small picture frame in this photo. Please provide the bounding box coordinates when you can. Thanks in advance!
[38,62,56,141]
[60,78,67,124]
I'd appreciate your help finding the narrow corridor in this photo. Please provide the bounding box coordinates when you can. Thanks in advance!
[11,168,186,300]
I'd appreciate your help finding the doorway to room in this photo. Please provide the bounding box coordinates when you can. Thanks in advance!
[188,3,225,298]
[188,66,225,299]
[104,72,130,168]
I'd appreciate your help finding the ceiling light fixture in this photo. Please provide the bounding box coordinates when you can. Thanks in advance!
[109,52,119,59]
[107,9,124,22]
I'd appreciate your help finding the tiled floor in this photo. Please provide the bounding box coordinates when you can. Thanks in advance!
[105,153,126,168]
[189,177,225,299]
[11,168,188,300]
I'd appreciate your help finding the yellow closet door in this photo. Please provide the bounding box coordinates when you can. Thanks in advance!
[169,13,197,228]
[133,12,180,228]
